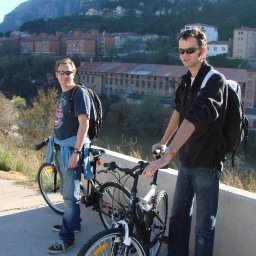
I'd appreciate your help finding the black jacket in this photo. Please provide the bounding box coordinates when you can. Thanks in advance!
[175,61,226,169]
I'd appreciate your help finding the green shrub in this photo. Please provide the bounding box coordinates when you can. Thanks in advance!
[0,147,14,171]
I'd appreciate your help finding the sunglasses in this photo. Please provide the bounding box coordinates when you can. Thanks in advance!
[56,71,74,76]
[178,47,200,55]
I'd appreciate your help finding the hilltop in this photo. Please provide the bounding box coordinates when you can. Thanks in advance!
[0,0,256,40]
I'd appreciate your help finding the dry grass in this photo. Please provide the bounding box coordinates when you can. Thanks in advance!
[221,157,256,193]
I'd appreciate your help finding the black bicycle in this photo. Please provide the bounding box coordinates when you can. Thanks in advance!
[36,138,131,229]
[77,153,168,256]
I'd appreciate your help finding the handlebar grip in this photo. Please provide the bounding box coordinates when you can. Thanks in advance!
[35,141,47,151]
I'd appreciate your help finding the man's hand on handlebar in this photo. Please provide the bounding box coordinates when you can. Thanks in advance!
[152,142,166,155]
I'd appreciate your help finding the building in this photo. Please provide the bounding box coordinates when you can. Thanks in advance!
[63,29,97,58]
[207,41,231,57]
[34,33,60,55]
[20,34,35,54]
[97,32,116,56]
[114,32,143,52]
[181,23,218,42]
[76,62,256,107]
[232,27,256,61]
[76,62,183,98]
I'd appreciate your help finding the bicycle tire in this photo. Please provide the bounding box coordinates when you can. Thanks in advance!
[150,190,168,256]
[37,163,64,215]
[77,228,146,256]
[98,182,131,229]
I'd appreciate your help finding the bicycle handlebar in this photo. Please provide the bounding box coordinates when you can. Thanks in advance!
[35,138,50,151]
[103,161,149,176]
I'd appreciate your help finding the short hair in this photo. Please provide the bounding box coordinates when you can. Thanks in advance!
[178,28,207,48]
[55,58,76,73]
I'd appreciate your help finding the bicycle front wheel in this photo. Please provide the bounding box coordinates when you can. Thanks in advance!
[150,190,168,256]
[98,182,131,229]
[37,163,64,215]
[77,228,146,256]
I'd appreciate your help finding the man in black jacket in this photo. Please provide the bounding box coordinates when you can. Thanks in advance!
[143,28,226,256]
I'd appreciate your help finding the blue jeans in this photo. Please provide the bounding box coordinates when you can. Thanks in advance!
[55,149,81,244]
[168,165,220,256]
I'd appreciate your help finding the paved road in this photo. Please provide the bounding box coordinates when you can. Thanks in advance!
[0,177,167,256]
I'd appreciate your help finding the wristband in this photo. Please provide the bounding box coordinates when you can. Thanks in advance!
[169,150,176,159]
[73,148,81,155]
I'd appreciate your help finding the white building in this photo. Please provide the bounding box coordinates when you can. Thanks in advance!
[181,23,218,42]
[207,41,230,57]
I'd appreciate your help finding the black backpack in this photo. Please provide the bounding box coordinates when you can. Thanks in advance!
[69,83,103,142]
[201,70,249,166]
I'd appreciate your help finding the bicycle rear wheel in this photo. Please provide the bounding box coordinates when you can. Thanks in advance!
[37,163,64,215]
[98,182,131,229]
[150,190,168,256]
[77,228,146,256]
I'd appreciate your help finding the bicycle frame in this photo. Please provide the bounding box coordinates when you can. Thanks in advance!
[114,165,165,255]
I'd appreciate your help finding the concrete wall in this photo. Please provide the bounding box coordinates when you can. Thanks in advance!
[94,147,256,256]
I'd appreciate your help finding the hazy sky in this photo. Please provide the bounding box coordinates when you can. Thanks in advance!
[0,1,28,23]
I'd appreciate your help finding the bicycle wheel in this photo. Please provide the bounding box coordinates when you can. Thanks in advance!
[77,228,146,256]
[98,182,131,229]
[150,190,168,256]
[37,163,64,215]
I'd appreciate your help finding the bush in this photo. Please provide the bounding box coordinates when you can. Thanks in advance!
[0,147,14,171]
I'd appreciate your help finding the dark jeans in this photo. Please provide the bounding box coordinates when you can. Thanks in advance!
[55,149,82,244]
[168,165,220,256]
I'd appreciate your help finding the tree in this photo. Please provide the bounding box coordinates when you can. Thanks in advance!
[0,93,25,138]
[18,87,59,147]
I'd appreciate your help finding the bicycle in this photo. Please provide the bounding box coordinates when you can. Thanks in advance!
[77,152,168,256]
[36,137,131,229]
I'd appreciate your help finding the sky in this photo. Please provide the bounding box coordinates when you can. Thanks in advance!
[0,1,28,23]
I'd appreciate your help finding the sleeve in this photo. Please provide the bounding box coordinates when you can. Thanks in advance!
[73,87,91,118]
[186,73,226,132]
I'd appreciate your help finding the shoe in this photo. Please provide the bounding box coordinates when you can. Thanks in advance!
[47,240,74,254]
[52,224,81,233]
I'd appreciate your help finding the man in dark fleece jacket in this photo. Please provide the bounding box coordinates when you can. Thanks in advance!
[143,28,226,256]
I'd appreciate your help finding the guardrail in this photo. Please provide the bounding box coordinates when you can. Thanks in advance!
[95,146,256,256]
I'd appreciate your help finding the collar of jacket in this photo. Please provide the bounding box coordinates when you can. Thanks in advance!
[181,61,212,90]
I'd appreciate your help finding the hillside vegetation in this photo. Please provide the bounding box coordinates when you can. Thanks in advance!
[13,0,256,40]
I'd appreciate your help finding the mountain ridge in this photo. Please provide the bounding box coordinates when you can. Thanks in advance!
[0,0,256,40]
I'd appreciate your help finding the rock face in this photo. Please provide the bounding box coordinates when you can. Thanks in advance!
[0,0,221,33]
[0,0,83,32]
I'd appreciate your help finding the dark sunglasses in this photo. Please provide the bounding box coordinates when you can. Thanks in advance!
[56,71,74,76]
[178,47,200,55]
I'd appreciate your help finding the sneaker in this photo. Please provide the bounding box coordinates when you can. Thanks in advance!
[52,224,81,233]
[47,240,74,254]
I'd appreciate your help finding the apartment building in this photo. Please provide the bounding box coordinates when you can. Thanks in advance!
[63,29,98,58]
[34,33,60,55]
[232,27,256,61]
[76,62,256,108]
[207,40,231,57]
[97,32,116,56]
[181,23,218,42]
[20,35,35,54]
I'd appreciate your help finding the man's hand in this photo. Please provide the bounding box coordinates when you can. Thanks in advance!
[68,153,80,169]
[152,142,166,154]
[143,154,171,178]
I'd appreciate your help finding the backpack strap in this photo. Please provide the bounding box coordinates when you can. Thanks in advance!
[68,85,79,114]
[200,69,217,89]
